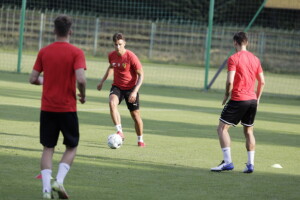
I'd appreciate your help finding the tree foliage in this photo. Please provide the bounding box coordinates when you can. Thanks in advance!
[0,0,299,30]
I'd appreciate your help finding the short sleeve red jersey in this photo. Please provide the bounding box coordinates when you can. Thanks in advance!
[33,42,86,112]
[228,50,263,101]
[108,50,142,90]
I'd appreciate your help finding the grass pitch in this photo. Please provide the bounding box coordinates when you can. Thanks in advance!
[0,71,299,200]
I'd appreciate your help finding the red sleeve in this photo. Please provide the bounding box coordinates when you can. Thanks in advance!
[227,56,236,71]
[130,52,142,70]
[73,49,87,70]
[33,50,43,72]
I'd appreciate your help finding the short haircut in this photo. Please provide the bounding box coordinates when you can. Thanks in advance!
[113,33,125,42]
[233,32,248,45]
[54,15,72,37]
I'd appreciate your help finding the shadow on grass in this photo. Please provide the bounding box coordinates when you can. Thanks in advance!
[2,71,299,102]
[0,131,37,139]
[0,104,299,148]
[0,152,299,200]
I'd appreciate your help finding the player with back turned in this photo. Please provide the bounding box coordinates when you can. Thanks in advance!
[211,32,265,173]
[29,15,87,199]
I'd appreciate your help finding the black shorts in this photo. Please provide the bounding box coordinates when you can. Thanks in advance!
[40,111,79,148]
[219,100,257,127]
[110,86,140,111]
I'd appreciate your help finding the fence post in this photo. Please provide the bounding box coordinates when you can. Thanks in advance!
[149,21,156,59]
[93,17,100,56]
[204,0,215,90]
[258,31,265,62]
[38,12,44,50]
[17,0,27,73]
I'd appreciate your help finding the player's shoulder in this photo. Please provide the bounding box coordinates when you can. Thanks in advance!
[66,43,83,52]
[126,49,137,56]
[125,50,139,61]
[45,42,82,52]
[228,53,237,62]
[244,51,260,62]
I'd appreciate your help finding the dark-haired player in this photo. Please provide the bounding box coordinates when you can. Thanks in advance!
[97,33,145,147]
[30,15,86,199]
[211,32,265,173]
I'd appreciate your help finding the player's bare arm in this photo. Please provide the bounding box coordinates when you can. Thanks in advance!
[76,68,86,104]
[222,70,235,105]
[29,70,43,85]
[256,72,265,104]
[128,68,144,103]
[97,65,114,91]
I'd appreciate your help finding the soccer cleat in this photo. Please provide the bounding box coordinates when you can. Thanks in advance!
[138,141,146,147]
[52,181,69,199]
[243,163,254,173]
[211,160,234,172]
[117,131,125,141]
[43,192,54,199]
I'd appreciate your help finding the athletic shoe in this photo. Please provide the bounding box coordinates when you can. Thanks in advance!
[138,141,145,147]
[52,181,69,199]
[211,160,234,172]
[117,131,125,141]
[243,163,254,173]
[42,192,54,199]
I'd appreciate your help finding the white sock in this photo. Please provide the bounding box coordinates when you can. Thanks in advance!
[115,124,122,133]
[137,135,143,142]
[56,163,70,184]
[222,147,232,164]
[41,169,52,193]
[247,151,255,165]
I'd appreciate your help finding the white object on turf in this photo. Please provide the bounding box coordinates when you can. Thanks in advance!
[107,133,123,149]
[271,164,283,168]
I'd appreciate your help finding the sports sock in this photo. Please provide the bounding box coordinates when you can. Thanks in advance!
[222,147,232,164]
[137,135,143,142]
[115,124,122,133]
[41,169,52,193]
[56,163,70,184]
[247,151,255,165]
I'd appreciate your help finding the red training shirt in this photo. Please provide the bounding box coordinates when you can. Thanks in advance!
[109,50,142,90]
[33,42,86,112]
[228,50,263,101]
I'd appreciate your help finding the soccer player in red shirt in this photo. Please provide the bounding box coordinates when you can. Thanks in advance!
[29,15,87,199]
[211,32,265,173]
[97,33,145,147]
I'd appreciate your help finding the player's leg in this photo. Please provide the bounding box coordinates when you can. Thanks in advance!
[244,126,255,151]
[125,90,145,147]
[41,147,55,199]
[40,111,60,198]
[211,101,243,172]
[109,94,121,126]
[57,146,77,181]
[130,109,145,147]
[217,121,231,149]
[211,121,234,169]
[242,126,255,173]
[52,112,79,199]
[218,122,232,165]
[241,100,257,173]
[51,146,76,199]
[109,87,124,139]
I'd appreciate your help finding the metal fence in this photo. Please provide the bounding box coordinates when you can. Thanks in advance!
[0,7,300,97]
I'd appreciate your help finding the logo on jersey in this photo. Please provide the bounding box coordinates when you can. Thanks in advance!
[122,63,127,69]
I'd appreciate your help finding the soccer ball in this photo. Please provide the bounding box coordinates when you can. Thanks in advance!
[107,133,123,149]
